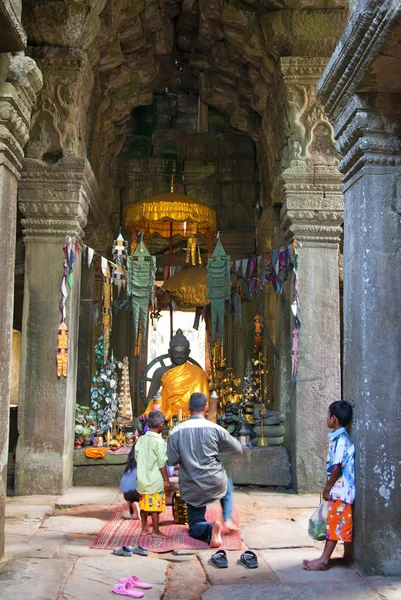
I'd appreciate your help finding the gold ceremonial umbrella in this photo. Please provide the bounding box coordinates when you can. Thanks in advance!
[125,192,216,240]
[125,191,216,337]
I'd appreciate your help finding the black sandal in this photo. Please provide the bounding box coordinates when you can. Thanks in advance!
[239,550,258,569]
[210,549,228,568]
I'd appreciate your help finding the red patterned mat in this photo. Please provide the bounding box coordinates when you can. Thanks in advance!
[90,505,242,552]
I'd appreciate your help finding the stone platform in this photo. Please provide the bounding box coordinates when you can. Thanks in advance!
[73,446,291,488]
[222,446,291,488]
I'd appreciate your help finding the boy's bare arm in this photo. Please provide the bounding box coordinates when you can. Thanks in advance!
[160,465,170,489]
[323,464,342,500]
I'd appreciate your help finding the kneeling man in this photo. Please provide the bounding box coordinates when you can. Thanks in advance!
[167,392,242,547]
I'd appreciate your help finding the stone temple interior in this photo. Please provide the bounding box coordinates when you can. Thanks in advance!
[1,0,400,576]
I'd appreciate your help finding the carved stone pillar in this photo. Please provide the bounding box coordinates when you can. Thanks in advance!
[318,1,401,574]
[0,55,42,558]
[280,164,343,492]
[16,157,99,494]
[274,57,344,492]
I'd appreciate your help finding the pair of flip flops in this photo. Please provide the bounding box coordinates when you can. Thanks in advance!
[113,546,149,557]
[210,549,259,569]
[112,575,152,598]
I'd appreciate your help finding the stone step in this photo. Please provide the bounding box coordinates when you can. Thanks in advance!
[252,436,284,446]
[252,424,285,437]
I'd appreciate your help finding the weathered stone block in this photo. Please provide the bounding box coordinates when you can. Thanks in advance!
[154,15,174,55]
[119,17,146,53]
[221,446,291,487]
[221,183,255,207]
[153,181,185,195]
[156,114,172,129]
[177,94,198,116]
[73,464,126,486]
[172,116,198,133]
[141,1,164,33]
[185,184,221,209]
[186,133,219,159]
[216,202,254,230]
[218,158,254,182]
[219,230,256,258]
[125,157,149,184]
[218,133,255,159]
[156,94,177,116]
[152,129,187,158]
[184,159,217,184]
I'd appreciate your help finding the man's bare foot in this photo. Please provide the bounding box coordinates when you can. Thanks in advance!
[303,557,329,571]
[151,530,167,539]
[140,527,152,536]
[132,502,140,520]
[210,521,223,548]
[224,518,239,532]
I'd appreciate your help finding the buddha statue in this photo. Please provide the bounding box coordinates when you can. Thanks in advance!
[145,329,209,420]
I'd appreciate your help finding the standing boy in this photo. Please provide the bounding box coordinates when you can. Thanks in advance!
[135,410,170,538]
[303,400,355,571]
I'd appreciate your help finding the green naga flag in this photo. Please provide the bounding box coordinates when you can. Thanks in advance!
[207,237,230,343]
[127,239,156,347]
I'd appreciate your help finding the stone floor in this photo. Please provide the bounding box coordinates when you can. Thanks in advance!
[1,487,400,599]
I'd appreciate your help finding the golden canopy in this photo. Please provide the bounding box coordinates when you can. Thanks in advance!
[125,192,216,239]
[163,266,209,307]
[162,266,238,308]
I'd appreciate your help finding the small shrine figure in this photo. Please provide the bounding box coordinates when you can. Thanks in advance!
[56,321,69,377]
[253,314,263,354]
[117,357,133,427]
[112,232,128,296]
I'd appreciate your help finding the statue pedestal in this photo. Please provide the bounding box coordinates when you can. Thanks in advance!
[221,446,291,487]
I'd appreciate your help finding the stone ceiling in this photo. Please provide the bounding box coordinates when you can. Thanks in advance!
[21,0,347,241]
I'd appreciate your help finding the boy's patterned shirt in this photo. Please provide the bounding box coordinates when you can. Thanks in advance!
[327,427,355,504]
[135,431,167,495]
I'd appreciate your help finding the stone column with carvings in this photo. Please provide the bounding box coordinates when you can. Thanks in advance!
[318,1,401,573]
[0,55,42,557]
[274,58,343,492]
[16,157,99,494]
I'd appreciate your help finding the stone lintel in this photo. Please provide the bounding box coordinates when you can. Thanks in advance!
[331,93,401,181]
[317,0,401,120]
[19,157,100,241]
[0,0,26,52]
[278,164,343,246]
[280,56,330,86]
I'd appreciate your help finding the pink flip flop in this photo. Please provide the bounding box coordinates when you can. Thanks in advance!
[119,575,152,590]
[112,581,144,598]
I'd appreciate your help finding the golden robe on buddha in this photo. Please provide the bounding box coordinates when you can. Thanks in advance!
[146,362,209,420]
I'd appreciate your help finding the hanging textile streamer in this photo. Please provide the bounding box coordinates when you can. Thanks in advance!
[233,289,242,330]
[112,233,128,297]
[127,239,156,348]
[102,261,113,364]
[290,240,301,381]
[207,238,230,343]
[56,237,77,377]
